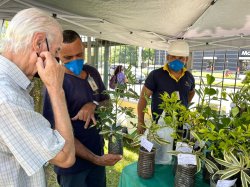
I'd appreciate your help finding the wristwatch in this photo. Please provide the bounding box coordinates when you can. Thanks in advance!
[93,100,99,106]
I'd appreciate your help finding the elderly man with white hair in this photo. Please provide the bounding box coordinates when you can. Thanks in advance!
[0,8,75,187]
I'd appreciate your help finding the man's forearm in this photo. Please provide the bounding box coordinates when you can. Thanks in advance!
[188,90,195,103]
[74,138,99,164]
[48,88,75,167]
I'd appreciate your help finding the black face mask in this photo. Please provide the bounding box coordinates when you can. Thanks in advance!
[34,38,50,78]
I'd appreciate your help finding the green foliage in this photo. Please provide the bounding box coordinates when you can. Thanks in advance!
[229,70,250,117]
[110,46,155,66]
[96,67,139,140]
[132,95,170,148]
[211,149,250,187]
[159,91,209,173]
[194,73,250,185]
[158,72,250,179]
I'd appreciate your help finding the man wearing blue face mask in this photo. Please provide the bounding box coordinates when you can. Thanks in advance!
[43,30,122,187]
[137,40,195,134]
[137,40,195,164]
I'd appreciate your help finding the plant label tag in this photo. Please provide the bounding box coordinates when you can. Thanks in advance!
[176,142,193,153]
[140,137,153,152]
[177,154,196,165]
[216,179,237,187]
[175,91,180,100]
[88,75,98,91]
[183,123,191,129]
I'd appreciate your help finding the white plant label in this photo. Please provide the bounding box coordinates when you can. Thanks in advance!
[176,142,193,153]
[177,154,197,165]
[216,179,237,187]
[140,137,153,152]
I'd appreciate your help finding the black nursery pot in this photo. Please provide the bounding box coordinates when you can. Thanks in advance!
[137,147,156,179]
[108,135,123,155]
[174,164,197,187]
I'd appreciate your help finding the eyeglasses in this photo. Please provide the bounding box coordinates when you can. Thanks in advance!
[45,38,50,51]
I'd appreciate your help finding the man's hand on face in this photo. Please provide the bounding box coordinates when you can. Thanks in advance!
[94,154,122,166]
[36,51,65,92]
[71,102,97,129]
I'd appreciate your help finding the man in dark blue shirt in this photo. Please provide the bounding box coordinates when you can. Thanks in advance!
[137,40,195,134]
[43,30,122,187]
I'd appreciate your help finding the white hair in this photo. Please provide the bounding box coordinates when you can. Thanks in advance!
[1,8,62,53]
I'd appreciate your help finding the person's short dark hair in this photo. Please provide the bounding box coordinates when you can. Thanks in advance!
[63,30,81,43]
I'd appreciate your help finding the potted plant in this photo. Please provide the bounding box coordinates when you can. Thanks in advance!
[209,148,250,187]
[158,91,210,187]
[96,65,139,155]
[190,73,250,187]
[215,71,250,187]
[132,95,170,179]
[158,73,231,186]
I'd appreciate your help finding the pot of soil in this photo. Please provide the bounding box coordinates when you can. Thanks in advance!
[174,164,197,187]
[108,135,123,155]
[137,147,156,179]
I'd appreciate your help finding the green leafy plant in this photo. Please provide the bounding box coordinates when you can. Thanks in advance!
[193,73,250,186]
[158,91,214,173]
[132,95,170,148]
[96,65,139,142]
[211,148,250,187]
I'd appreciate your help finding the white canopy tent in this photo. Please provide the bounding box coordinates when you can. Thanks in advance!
[0,0,250,51]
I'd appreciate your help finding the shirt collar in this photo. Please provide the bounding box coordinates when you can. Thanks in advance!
[0,55,31,90]
[163,63,187,82]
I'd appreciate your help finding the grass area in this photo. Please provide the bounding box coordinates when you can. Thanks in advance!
[45,139,138,187]
[192,70,239,79]
[106,140,138,187]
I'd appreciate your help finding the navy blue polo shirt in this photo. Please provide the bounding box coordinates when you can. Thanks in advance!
[145,66,195,120]
[43,65,109,175]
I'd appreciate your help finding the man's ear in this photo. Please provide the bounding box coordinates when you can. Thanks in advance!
[32,32,46,52]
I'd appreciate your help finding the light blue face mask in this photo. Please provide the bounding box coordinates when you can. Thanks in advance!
[168,59,184,72]
[64,59,84,76]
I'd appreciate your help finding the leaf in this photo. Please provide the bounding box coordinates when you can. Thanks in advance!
[205,163,215,174]
[153,137,170,145]
[203,157,219,171]
[228,151,240,165]
[231,107,240,117]
[196,156,201,173]
[241,171,250,187]
[220,168,240,180]
[99,130,111,135]
[206,74,215,85]
[213,157,233,168]
[167,151,180,156]
[204,87,217,96]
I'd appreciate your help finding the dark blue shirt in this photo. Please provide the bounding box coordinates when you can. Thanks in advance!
[43,65,109,175]
[145,67,195,120]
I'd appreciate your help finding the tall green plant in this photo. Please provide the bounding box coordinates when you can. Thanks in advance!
[96,65,138,141]
[132,95,170,148]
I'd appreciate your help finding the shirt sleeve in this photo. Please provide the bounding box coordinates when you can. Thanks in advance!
[188,71,195,91]
[144,70,156,91]
[0,102,65,176]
